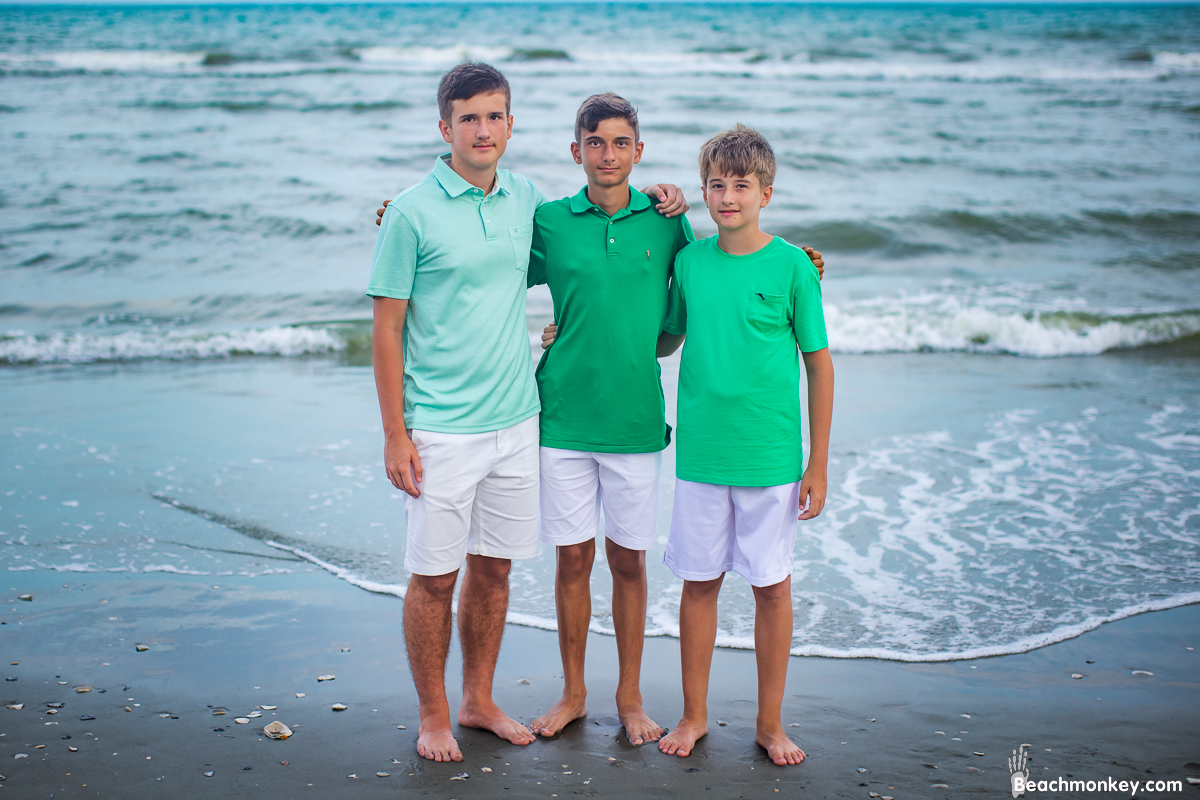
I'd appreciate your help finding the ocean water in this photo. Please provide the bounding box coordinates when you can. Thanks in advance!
[1,2,1198,661]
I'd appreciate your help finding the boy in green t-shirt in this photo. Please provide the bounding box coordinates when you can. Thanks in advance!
[656,124,834,767]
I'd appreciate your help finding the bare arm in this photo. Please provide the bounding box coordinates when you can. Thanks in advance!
[372,296,423,497]
[656,331,685,358]
[798,347,834,520]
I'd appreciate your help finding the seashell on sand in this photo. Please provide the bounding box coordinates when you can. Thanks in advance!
[263,721,292,739]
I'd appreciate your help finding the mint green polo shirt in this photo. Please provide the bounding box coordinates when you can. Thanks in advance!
[528,186,694,453]
[367,154,547,433]
[664,236,828,486]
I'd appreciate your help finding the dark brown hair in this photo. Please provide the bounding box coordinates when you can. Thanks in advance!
[574,92,639,143]
[437,62,511,122]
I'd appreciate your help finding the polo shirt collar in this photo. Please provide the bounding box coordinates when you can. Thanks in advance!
[433,153,511,199]
[568,185,651,218]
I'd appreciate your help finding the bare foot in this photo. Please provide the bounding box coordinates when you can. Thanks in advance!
[415,718,462,762]
[617,702,665,746]
[531,694,587,737]
[658,717,708,757]
[459,701,536,746]
[756,727,806,766]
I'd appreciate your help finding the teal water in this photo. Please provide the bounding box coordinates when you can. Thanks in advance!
[1,3,1198,659]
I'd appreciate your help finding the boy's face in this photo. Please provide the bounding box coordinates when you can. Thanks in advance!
[438,91,513,172]
[702,171,773,233]
[570,117,643,189]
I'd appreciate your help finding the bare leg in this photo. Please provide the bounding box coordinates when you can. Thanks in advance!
[531,540,595,736]
[606,538,662,745]
[659,575,723,757]
[456,553,536,745]
[752,576,805,766]
[404,570,463,762]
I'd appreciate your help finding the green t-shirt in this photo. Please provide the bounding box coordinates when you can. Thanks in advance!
[366,154,546,434]
[664,235,828,486]
[528,186,694,453]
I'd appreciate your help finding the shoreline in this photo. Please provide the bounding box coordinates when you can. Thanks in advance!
[3,569,1198,799]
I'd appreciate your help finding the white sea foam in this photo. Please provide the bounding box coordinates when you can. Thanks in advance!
[342,44,1199,83]
[264,541,406,598]
[6,45,1190,84]
[824,290,1200,357]
[353,44,514,65]
[0,326,344,365]
[0,50,207,72]
[1154,51,1200,71]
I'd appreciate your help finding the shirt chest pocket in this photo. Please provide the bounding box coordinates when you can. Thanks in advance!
[509,223,535,271]
[746,292,786,334]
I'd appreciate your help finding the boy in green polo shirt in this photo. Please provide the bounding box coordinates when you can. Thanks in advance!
[656,124,834,767]
[524,93,691,746]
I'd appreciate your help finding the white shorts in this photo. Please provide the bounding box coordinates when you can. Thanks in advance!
[538,447,662,551]
[403,415,540,576]
[663,478,800,587]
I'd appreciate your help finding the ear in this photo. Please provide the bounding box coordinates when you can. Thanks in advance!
[760,185,773,208]
[570,140,583,165]
[505,114,514,140]
[632,140,644,165]
[438,118,453,145]
[701,183,710,207]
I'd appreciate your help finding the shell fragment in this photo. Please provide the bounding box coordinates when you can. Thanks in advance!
[263,721,292,740]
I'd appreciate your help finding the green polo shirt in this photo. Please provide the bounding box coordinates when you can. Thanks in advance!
[528,186,694,453]
[664,235,828,486]
[367,154,547,434]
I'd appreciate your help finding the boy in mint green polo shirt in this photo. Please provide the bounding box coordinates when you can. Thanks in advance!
[656,124,835,768]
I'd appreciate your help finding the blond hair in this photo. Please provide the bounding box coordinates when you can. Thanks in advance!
[698,123,776,188]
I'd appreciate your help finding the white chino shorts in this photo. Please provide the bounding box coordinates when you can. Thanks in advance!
[663,477,801,587]
[538,447,662,551]
[403,415,540,576]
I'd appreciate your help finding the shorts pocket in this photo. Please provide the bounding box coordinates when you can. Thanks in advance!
[746,292,785,333]
[510,222,535,270]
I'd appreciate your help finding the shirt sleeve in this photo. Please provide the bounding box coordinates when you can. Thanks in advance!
[366,206,418,300]
[675,213,696,254]
[663,254,687,335]
[527,217,547,288]
[791,250,829,353]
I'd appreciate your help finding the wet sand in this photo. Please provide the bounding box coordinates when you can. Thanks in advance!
[2,568,1198,799]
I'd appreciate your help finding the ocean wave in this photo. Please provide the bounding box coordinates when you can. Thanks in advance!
[4,45,1197,83]
[1154,51,1200,71]
[825,294,1200,357]
[0,50,207,73]
[777,210,1200,254]
[0,325,344,365]
[352,44,513,65]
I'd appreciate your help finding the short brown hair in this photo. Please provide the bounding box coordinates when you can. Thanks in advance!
[574,92,639,143]
[698,123,776,189]
[437,62,511,123]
